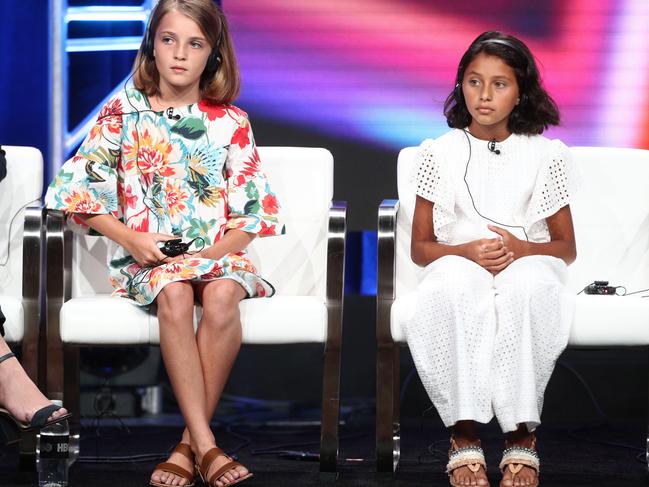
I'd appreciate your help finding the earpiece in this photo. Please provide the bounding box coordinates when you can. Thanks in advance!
[0,145,7,183]
[144,24,155,61]
[203,49,221,79]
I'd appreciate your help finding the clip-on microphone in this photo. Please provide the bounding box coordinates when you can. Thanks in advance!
[488,139,501,155]
[165,107,181,120]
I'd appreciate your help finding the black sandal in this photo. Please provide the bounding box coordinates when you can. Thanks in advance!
[0,352,73,445]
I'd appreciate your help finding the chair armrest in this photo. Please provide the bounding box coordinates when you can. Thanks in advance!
[325,201,346,348]
[20,203,43,383]
[320,201,346,472]
[377,199,399,346]
[44,209,70,397]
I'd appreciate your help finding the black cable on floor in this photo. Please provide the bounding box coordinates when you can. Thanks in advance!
[557,359,608,421]
[558,359,646,462]
[251,431,372,456]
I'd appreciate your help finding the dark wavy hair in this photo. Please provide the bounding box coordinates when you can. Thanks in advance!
[443,31,559,135]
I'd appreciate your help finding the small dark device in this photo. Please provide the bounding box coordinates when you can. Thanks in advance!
[584,280,617,295]
[0,145,7,183]
[0,305,6,337]
[160,238,190,257]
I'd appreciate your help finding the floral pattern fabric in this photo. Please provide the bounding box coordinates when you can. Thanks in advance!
[45,88,284,306]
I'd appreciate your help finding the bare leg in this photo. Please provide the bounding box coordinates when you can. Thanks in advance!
[152,280,247,487]
[0,336,68,424]
[191,279,248,486]
[450,420,489,486]
[152,281,214,487]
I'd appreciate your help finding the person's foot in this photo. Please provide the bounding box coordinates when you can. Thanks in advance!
[0,354,68,426]
[500,430,539,487]
[150,440,196,487]
[195,445,250,486]
[448,436,489,486]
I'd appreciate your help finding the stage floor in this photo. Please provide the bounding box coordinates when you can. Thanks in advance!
[1,414,647,486]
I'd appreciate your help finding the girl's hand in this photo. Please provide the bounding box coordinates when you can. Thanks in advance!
[487,225,528,261]
[463,237,514,275]
[161,246,219,264]
[123,231,177,267]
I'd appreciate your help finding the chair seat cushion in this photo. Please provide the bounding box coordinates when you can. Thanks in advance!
[0,296,24,342]
[390,292,649,347]
[60,295,327,345]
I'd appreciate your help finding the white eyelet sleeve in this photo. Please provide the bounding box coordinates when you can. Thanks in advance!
[526,139,581,242]
[413,138,456,242]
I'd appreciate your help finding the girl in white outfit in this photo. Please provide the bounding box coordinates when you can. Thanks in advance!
[406,31,579,487]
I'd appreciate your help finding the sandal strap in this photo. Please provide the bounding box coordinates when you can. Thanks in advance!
[172,443,194,462]
[199,447,246,486]
[30,404,62,428]
[208,460,244,485]
[499,446,540,473]
[0,352,16,365]
[200,447,227,475]
[154,461,195,482]
[446,444,487,474]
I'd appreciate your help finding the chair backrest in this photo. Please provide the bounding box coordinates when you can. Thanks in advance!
[395,145,649,296]
[0,146,43,298]
[70,147,334,300]
[567,147,649,292]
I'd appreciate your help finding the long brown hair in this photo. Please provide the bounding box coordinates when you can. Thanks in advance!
[133,0,240,104]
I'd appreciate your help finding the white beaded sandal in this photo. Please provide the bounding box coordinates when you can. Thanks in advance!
[499,434,540,487]
[446,436,489,487]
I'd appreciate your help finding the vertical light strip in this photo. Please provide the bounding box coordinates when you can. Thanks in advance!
[595,0,649,147]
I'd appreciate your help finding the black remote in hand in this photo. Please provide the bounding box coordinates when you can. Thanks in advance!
[160,238,189,257]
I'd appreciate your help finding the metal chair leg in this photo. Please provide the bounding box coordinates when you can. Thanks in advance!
[319,344,341,475]
[64,346,80,465]
[18,204,43,469]
[377,344,400,472]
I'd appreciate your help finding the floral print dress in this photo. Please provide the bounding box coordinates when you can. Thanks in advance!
[45,88,284,306]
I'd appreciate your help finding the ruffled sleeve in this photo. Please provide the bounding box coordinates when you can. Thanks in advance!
[412,138,456,242]
[525,139,581,241]
[45,95,124,233]
[224,109,284,237]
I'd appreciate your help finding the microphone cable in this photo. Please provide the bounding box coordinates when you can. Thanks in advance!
[461,129,529,241]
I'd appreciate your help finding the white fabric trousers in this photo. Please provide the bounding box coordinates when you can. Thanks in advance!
[404,255,574,433]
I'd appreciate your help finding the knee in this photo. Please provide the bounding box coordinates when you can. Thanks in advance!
[200,284,243,333]
[497,257,564,295]
[156,282,194,323]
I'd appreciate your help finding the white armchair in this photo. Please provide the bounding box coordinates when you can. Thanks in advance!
[0,146,44,463]
[45,147,346,473]
[376,146,649,472]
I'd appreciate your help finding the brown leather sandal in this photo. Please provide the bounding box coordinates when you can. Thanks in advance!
[150,442,196,487]
[499,434,540,487]
[196,447,253,486]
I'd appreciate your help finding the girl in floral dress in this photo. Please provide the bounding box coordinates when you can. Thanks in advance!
[45,1,282,485]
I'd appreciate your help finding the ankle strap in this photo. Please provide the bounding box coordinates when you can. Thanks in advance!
[0,352,16,365]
